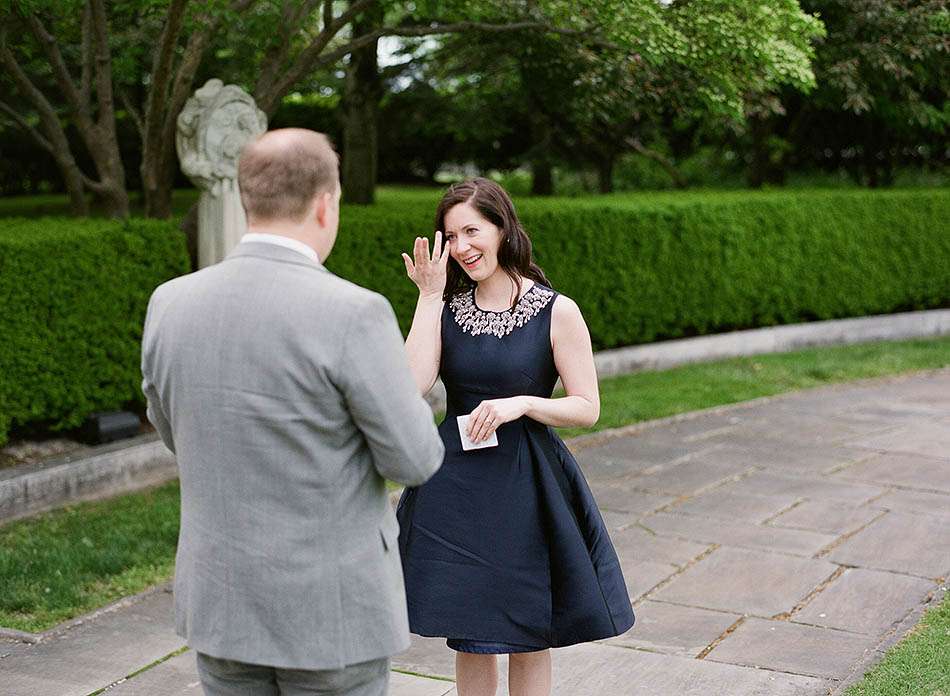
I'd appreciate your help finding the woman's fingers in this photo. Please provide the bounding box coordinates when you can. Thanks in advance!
[413,236,426,265]
[440,232,451,265]
[433,230,443,261]
[401,253,414,277]
[469,405,497,443]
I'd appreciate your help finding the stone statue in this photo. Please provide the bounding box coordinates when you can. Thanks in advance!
[177,79,267,267]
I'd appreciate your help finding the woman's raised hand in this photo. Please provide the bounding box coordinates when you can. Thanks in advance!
[402,231,450,298]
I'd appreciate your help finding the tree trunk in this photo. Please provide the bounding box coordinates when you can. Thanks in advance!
[143,147,176,218]
[60,160,90,216]
[341,1,383,205]
[596,155,614,194]
[531,157,554,195]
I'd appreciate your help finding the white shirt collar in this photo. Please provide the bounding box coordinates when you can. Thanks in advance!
[241,233,320,264]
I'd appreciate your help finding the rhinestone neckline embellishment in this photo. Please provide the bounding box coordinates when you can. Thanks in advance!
[450,284,556,338]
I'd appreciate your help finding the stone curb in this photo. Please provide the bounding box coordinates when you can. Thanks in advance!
[0,434,176,525]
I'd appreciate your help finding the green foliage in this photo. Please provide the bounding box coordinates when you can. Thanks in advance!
[0,218,189,445]
[326,188,950,349]
[2,188,946,443]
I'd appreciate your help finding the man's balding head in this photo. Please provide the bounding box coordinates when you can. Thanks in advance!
[238,129,339,224]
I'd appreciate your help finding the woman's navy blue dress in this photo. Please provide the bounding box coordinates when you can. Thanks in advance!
[396,282,635,653]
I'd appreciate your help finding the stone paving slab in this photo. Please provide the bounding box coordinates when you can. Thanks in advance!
[627,458,755,497]
[697,442,876,477]
[705,617,877,679]
[827,510,950,578]
[668,489,801,523]
[102,651,202,695]
[611,523,712,568]
[649,546,838,617]
[846,421,950,459]
[715,411,888,447]
[621,560,680,601]
[0,588,185,696]
[792,568,937,635]
[869,488,950,518]
[720,470,886,504]
[642,511,837,557]
[392,635,456,680]
[572,437,702,482]
[607,600,740,657]
[587,483,674,515]
[768,499,883,535]
[833,451,950,493]
[527,642,827,696]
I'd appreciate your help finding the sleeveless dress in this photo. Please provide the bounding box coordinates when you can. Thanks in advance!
[396,282,635,654]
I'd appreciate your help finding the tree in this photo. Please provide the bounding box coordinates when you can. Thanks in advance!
[0,0,609,216]
[408,0,825,192]
[744,0,948,187]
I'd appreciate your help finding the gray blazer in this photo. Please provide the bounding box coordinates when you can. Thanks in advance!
[141,241,444,670]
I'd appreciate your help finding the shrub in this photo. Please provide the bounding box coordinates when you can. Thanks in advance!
[329,188,950,349]
[0,218,189,445]
[1,188,947,443]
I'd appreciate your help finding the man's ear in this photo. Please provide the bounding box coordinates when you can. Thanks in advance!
[314,191,329,228]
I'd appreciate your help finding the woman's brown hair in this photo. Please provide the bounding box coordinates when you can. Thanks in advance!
[435,177,551,306]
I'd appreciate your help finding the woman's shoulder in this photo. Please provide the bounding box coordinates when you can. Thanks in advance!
[549,292,588,337]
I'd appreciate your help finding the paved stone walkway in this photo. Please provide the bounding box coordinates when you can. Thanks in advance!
[2,370,948,695]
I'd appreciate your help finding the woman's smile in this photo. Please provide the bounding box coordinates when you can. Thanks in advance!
[462,253,483,269]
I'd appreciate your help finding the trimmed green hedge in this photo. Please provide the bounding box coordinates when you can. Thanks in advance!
[0,218,189,445]
[1,188,947,444]
[328,188,950,348]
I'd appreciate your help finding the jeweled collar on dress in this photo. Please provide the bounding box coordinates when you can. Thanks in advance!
[449,283,556,338]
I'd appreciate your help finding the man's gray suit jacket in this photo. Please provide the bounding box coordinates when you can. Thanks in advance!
[141,241,444,670]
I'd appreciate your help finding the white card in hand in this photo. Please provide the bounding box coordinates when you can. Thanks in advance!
[457,415,499,451]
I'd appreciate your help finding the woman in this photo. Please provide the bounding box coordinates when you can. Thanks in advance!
[396,178,634,696]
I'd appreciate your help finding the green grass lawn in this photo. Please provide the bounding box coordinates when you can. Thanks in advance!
[1,335,948,696]
[0,482,179,632]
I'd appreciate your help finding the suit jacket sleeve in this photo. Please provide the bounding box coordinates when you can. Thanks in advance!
[337,294,443,486]
[140,291,176,454]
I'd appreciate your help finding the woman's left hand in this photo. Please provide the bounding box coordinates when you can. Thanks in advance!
[467,397,529,443]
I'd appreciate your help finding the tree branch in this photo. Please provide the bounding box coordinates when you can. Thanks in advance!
[143,0,187,139]
[80,2,93,106]
[0,100,54,154]
[88,0,117,133]
[24,12,93,131]
[255,0,376,109]
[120,88,144,140]
[80,171,111,193]
[626,136,688,188]
[159,0,259,172]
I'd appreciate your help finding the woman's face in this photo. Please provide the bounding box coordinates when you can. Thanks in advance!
[443,202,503,282]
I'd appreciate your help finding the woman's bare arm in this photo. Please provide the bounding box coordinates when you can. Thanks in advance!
[402,234,449,395]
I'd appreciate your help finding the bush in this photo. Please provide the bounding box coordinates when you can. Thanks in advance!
[0,218,189,445]
[329,188,950,349]
[1,188,947,443]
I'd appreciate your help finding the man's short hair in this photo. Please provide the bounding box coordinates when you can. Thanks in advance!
[238,129,339,223]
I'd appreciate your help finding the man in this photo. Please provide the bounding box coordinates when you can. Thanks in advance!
[141,128,444,696]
